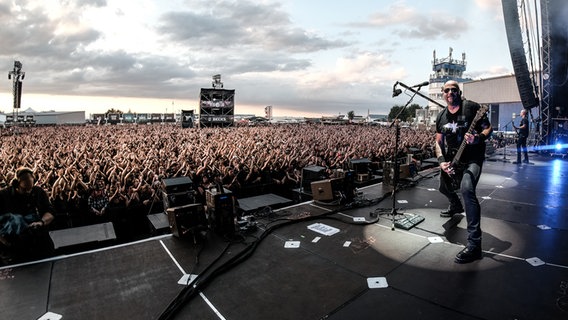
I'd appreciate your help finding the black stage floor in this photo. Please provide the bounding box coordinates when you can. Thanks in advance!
[1,149,568,320]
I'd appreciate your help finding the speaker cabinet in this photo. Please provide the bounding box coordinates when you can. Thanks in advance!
[302,165,327,192]
[342,171,355,202]
[206,191,236,235]
[349,158,371,174]
[383,162,410,186]
[311,180,333,201]
[162,176,193,193]
[163,191,194,211]
[162,176,194,211]
[166,203,207,239]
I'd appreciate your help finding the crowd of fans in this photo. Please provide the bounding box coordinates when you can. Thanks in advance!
[0,123,435,240]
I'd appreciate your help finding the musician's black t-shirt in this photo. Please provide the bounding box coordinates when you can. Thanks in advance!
[518,117,529,138]
[435,100,490,164]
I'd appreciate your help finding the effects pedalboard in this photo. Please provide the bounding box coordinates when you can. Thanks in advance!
[394,213,425,230]
[237,215,258,232]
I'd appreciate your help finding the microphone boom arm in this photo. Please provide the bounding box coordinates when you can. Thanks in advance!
[396,81,445,109]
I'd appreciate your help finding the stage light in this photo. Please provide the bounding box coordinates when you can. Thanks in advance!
[556,143,562,151]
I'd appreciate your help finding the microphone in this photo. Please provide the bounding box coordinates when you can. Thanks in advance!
[512,113,516,119]
[392,81,402,97]
[411,81,429,88]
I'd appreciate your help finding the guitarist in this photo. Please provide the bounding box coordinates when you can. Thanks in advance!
[435,80,492,264]
[512,109,529,164]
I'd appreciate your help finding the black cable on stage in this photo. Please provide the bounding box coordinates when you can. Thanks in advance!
[44,261,55,315]
[156,203,380,320]
[158,240,233,320]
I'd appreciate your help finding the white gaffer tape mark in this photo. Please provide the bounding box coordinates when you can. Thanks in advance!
[428,236,444,243]
[526,257,546,267]
[285,241,301,248]
[37,312,63,320]
[367,277,388,289]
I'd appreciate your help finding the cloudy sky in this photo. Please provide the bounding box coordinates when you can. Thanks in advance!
[0,0,517,117]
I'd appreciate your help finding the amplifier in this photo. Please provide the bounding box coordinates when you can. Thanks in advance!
[207,193,236,235]
[311,180,333,201]
[162,190,194,211]
[301,165,327,192]
[166,203,207,239]
[162,176,193,193]
[206,188,232,209]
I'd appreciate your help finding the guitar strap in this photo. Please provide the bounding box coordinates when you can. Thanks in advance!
[438,99,478,163]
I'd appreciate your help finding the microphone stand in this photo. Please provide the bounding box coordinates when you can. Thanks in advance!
[384,81,442,230]
[497,118,515,162]
[388,83,422,230]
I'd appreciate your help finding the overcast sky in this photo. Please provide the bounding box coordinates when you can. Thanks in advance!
[0,0,518,117]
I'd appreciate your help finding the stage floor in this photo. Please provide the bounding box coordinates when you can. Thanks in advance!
[1,150,568,320]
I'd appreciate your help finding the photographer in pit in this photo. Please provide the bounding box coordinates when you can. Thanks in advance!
[0,167,55,264]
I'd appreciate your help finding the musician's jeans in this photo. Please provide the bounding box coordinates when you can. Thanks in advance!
[439,162,483,249]
[516,135,528,162]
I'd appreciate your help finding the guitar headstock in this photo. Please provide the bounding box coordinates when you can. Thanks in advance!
[473,105,489,122]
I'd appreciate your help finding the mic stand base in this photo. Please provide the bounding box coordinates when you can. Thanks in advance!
[387,184,425,231]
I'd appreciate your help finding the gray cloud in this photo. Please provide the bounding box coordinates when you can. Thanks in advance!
[158,0,349,53]
[348,4,466,40]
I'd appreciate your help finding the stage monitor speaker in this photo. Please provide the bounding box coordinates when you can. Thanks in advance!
[311,180,333,201]
[167,203,207,239]
[162,176,193,194]
[302,165,327,192]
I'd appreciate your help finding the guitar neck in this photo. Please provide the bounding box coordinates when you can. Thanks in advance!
[450,105,488,166]
[450,134,469,166]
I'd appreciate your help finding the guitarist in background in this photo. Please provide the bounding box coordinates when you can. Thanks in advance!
[512,109,529,164]
[435,80,492,264]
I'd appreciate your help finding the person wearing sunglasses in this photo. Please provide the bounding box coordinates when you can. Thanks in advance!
[435,80,493,264]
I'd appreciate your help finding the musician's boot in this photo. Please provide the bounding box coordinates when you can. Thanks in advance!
[454,246,482,264]
[440,203,464,217]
